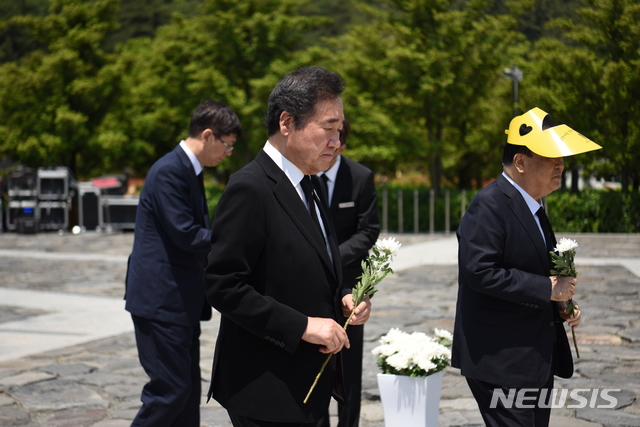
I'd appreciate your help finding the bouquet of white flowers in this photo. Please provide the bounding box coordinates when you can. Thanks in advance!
[550,237,580,358]
[372,328,452,377]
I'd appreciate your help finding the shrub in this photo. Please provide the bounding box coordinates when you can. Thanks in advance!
[548,190,640,233]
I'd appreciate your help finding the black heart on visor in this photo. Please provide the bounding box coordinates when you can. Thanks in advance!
[519,124,533,136]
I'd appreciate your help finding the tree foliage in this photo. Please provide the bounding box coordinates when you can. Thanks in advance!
[99,0,329,179]
[0,0,50,62]
[327,0,522,193]
[0,0,120,176]
[0,0,637,194]
[524,0,640,192]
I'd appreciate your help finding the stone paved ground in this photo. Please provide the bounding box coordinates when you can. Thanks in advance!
[0,231,639,426]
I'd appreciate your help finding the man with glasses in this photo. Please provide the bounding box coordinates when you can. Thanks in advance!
[125,99,241,427]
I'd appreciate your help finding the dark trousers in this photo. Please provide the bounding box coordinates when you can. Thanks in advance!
[466,368,555,427]
[131,315,201,427]
[229,412,330,427]
[337,324,363,427]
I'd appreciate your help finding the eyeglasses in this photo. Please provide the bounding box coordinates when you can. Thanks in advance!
[214,134,234,152]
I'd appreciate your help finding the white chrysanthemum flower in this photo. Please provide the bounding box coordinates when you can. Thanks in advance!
[371,344,397,357]
[555,237,578,254]
[379,328,402,344]
[434,328,453,341]
[375,237,402,257]
[415,357,437,373]
[386,353,411,370]
[417,341,442,359]
[373,327,453,377]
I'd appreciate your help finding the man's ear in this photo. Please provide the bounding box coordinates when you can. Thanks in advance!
[513,153,526,174]
[279,111,293,136]
[200,128,213,140]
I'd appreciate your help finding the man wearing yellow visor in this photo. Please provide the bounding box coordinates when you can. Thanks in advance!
[452,108,602,426]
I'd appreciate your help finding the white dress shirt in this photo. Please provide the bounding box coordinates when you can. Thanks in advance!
[263,141,332,259]
[502,171,547,245]
[179,140,203,177]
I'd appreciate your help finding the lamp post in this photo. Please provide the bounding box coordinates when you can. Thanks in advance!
[503,65,522,117]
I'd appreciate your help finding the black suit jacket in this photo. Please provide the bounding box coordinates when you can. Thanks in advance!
[323,156,380,288]
[204,150,345,423]
[452,174,573,389]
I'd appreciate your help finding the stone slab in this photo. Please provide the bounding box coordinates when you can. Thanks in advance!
[0,371,55,389]
[0,288,133,363]
[0,406,30,426]
[9,379,108,411]
[577,407,640,426]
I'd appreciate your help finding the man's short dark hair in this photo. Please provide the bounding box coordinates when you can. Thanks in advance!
[264,67,345,136]
[502,144,532,166]
[188,99,242,138]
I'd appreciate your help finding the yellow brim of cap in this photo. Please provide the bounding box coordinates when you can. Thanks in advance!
[507,124,602,158]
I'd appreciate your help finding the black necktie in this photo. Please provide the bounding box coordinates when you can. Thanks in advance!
[319,174,331,208]
[197,173,207,217]
[197,172,205,194]
[300,176,325,241]
[536,206,555,253]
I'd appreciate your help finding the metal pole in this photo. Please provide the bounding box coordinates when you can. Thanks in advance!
[512,77,518,117]
[503,65,523,117]
[429,188,435,234]
[397,190,403,233]
[461,189,467,219]
[413,189,419,233]
[382,189,388,233]
[445,189,450,235]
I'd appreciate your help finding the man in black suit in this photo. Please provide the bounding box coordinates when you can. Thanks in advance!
[453,107,601,426]
[125,100,241,427]
[317,119,380,427]
[203,67,373,427]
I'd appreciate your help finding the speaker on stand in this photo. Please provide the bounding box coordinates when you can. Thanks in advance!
[37,167,74,232]
[77,182,102,232]
[6,167,38,233]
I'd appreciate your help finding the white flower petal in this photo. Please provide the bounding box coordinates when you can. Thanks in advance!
[386,353,410,371]
[375,237,402,256]
[554,237,578,254]
[415,357,437,373]
[434,328,453,341]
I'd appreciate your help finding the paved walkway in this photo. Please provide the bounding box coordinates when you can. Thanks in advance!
[0,231,639,426]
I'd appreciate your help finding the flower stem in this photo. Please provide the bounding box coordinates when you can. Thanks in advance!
[303,309,355,404]
[565,299,580,359]
[571,328,580,359]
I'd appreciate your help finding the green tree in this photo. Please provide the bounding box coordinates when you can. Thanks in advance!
[0,0,120,177]
[103,0,329,179]
[524,0,640,192]
[103,0,204,51]
[321,21,408,176]
[523,39,604,192]
[329,0,521,194]
[0,0,49,62]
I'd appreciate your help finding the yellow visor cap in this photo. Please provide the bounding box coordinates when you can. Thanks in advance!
[504,107,602,158]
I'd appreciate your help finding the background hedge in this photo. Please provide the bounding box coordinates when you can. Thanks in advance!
[207,184,640,234]
[547,190,640,233]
